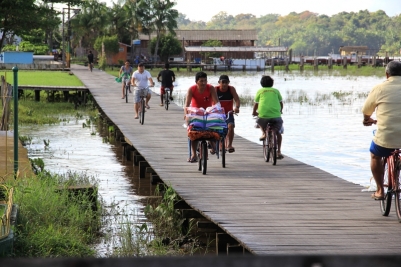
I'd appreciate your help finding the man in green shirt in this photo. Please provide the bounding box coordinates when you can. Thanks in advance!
[252,75,284,159]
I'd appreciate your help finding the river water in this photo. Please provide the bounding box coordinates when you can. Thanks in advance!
[19,69,385,255]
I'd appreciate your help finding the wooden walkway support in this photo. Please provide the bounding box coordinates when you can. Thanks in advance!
[71,64,401,255]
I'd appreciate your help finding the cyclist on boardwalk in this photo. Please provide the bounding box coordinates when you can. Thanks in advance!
[184,71,220,162]
[214,74,240,153]
[131,62,154,119]
[362,61,401,200]
[87,50,94,71]
[157,63,176,106]
[252,75,284,159]
[119,60,133,99]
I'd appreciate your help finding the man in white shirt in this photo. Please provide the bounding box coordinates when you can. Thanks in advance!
[131,62,154,119]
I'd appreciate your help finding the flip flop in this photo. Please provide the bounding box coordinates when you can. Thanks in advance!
[187,157,197,163]
[209,149,216,155]
[277,153,284,159]
[159,104,164,106]
[146,105,150,109]
[228,147,235,153]
[371,193,384,200]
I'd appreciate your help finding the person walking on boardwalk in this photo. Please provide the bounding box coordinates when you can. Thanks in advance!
[184,71,220,162]
[87,50,94,71]
[131,62,154,119]
[214,74,240,153]
[157,63,175,106]
[119,60,133,99]
[362,61,401,200]
[252,75,284,159]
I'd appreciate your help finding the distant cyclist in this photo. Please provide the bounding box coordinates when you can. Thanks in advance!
[119,60,133,99]
[252,75,284,159]
[131,62,154,119]
[157,63,175,106]
[214,74,240,153]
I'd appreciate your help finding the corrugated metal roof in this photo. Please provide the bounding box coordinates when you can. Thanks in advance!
[184,46,288,52]
[138,30,258,41]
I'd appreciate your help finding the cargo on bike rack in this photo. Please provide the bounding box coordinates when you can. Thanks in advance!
[186,105,227,175]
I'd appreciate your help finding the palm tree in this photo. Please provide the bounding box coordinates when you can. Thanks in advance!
[137,0,178,63]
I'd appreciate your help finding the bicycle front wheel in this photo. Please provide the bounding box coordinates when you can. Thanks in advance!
[380,158,392,216]
[125,85,129,103]
[394,159,401,222]
[139,99,145,125]
[165,90,169,110]
[202,141,207,175]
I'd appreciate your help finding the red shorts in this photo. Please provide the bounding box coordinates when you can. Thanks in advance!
[160,86,174,95]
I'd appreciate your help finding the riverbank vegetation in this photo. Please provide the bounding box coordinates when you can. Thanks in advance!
[3,170,101,257]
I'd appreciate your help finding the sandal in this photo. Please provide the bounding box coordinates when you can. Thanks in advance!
[277,153,284,159]
[209,149,216,155]
[146,104,150,109]
[227,147,235,153]
[187,157,197,163]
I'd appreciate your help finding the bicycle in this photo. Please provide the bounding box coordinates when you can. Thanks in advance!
[136,87,149,125]
[262,122,277,165]
[164,87,171,110]
[379,148,401,221]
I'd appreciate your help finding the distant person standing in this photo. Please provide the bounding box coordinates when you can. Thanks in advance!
[157,63,176,106]
[87,50,94,72]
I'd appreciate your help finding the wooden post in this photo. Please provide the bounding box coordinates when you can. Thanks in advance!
[271,58,274,72]
[300,57,304,71]
[35,90,40,101]
[328,57,333,69]
[314,58,318,70]
[343,56,347,69]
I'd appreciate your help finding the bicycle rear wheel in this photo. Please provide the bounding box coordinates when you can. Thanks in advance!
[221,136,226,168]
[380,158,392,216]
[201,141,207,174]
[139,98,145,125]
[394,159,401,222]
[164,90,169,110]
[271,131,277,166]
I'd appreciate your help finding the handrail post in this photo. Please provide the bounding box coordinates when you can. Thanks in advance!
[12,66,18,179]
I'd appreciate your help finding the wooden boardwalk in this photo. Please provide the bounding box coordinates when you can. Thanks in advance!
[72,65,401,255]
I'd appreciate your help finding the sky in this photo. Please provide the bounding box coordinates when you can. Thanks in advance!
[105,0,401,22]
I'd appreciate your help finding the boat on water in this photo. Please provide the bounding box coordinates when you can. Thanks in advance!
[0,185,17,256]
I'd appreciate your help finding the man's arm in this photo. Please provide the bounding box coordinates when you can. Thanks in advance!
[280,101,283,114]
[184,88,193,118]
[230,86,240,113]
[209,86,219,105]
[252,102,259,117]
[148,78,154,87]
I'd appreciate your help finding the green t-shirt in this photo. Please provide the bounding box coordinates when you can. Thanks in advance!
[254,87,282,118]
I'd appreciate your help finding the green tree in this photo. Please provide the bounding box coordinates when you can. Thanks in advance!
[137,0,178,63]
[94,35,119,65]
[150,34,182,62]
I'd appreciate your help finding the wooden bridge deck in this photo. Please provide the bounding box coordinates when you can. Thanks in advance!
[72,65,401,255]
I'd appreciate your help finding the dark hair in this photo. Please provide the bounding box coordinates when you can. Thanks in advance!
[164,63,170,69]
[260,75,274,87]
[138,62,144,67]
[195,71,207,82]
[385,61,401,76]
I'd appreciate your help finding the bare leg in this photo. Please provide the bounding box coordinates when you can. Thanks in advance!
[191,140,198,160]
[134,103,139,118]
[277,133,282,154]
[122,84,125,98]
[146,93,151,108]
[227,123,234,149]
[370,153,384,197]
[160,94,164,104]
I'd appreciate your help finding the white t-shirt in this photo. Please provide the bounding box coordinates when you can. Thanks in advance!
[132,70,151,89]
